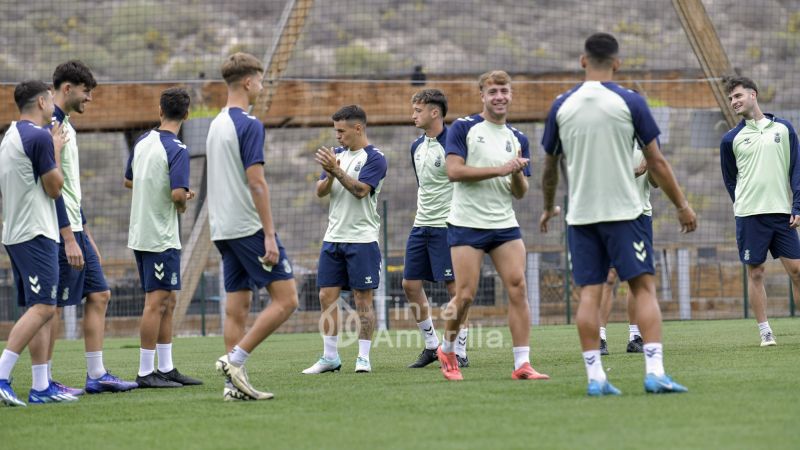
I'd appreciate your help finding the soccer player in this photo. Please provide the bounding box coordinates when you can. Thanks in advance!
[599,148,652,355]
[0,80,77,406]
[540,33,696,396]
[436,70,549,382]
[720,76,800,347]
[125,87,202,389]
[209,53,298,401]
[47,61,137,395]
[404,89,470,368]
[303,105,387,374]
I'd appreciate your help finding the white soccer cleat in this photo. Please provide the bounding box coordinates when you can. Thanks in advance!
[301,356,342,374]
[216,355,273,400]
[760,331,777,347]
[223,382,253,402]
[355,356,371,373]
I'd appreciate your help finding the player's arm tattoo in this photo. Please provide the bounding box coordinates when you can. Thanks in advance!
[542,154,560,210]
[331,166,371,199]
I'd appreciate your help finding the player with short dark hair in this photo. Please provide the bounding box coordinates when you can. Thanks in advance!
[0,80,75,406]
[404,89,470,368]
[125,87,202,389]
[210,53,299,401]
[720,75,800,347]
[302,104,387,375]
[541,32,696,396]
[47,60,138,396]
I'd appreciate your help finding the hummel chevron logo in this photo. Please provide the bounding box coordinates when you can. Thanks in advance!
[29,275,41,294]
[584,356,596,365]
[633,240,647,262]
[154,271,164,280]
[29,275,38,285]
[645,348,660,357]
[154,263,164,271]
[458,336,467,345]
[31,284,41,294]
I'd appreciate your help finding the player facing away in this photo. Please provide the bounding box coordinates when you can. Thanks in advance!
[437,70,549,382]
[48,61,137,395]
[720,76,800,347]
[303,105,387,375]
[125,88,202,389]
[599,147,653,355]
[540,33,697,396]
[404,89,470,368]
[0,81,77,406]
[210,53,298,401]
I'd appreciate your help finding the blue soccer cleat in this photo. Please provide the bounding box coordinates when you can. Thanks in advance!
[644,373,688,394]
[85,371,138,394]
[51,380,84,396]
[28,382,80,404]
[587,379,622,396]
[0,379,26,407]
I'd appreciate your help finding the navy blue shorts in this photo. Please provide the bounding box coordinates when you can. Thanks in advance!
[735,214,800,264]
[447,225,522,252]
[317,241,381,290]
[5,235,59,307]
[568,215,654,286]
[134,248,182,293]
[214,230,294,293]
[58,231,109,306]
[403,226,454,282]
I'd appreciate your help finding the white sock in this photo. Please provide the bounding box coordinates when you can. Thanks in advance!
[138,348,156,376]
[441,338,455,354]
[599,327,607,340]
[582,350,606,382]
[86,351,106,379]
[629,324,640,341]
[229,345,250,367]
[643,343,665,376]
[47,360,53,380]
[758,321,771,336]
[513,346,530,370]
[0,349,19,380]
[156,343,174,373]
[32,364,49,391]
[323,335,338,360]
[358,340,372,359]
[417,317,439,350]
[455,328,468,358]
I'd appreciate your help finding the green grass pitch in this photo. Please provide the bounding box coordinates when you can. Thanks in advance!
[1,318,798,449]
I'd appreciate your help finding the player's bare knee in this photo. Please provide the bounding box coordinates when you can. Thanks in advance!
[748,265,766,283]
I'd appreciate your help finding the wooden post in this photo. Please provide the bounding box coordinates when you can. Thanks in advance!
[672,0,738,128]
[256,0,315,116]
[172,201,212,329]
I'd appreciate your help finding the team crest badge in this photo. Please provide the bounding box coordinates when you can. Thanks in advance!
[505,141,512,152]
[171,273,178,285]
[775,133,781,143]
[354,161,362,172]
[434,156,442,167]
[282,258,293,274]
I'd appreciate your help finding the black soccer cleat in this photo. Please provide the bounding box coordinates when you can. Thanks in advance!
[157,368,203,386]
[407,348,438,368]
[456,354,469,368]
[627,335,644,353]
[135,371,182,388]
[600,338,609,356]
